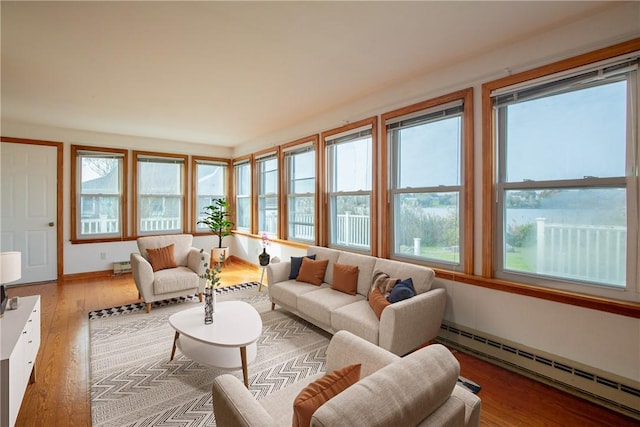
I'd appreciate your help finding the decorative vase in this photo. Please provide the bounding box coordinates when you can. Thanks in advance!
[204,287,214,324]
[259,248,270,266]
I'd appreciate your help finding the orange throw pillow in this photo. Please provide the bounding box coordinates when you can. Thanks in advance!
[146,244,177,272]
[296,257,329,286]
[292,364,361,427]
[368,288,391,319]
[331,263,359,295]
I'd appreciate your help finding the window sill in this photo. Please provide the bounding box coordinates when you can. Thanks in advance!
[433,268,640,319]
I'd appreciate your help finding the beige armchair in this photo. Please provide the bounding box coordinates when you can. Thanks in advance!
[130,234,206,313]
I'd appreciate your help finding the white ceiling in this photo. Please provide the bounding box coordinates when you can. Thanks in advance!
[1,1,615,147]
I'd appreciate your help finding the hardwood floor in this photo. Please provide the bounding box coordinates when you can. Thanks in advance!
[6,263,637,426]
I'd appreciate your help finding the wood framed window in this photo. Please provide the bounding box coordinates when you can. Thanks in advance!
[71,145,128,242]
[133,151,187,236]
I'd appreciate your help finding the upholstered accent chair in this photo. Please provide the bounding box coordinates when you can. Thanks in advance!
[130,234,206,313]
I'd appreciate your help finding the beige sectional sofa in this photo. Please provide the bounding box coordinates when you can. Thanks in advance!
[267,246,446,356]
[212,330,481,427]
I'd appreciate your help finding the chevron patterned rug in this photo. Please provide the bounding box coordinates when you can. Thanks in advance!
[89,283,331,426]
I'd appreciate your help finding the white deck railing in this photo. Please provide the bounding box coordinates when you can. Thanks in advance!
[535,218,625,286]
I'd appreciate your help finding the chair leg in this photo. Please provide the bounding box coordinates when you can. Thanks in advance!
[145,303,151,313]
[271,302,275,311]
[138,292,141,300]
[198,292,203,302]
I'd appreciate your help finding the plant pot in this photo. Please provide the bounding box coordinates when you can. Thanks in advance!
[259,248,270,266]
[210,247,229,267]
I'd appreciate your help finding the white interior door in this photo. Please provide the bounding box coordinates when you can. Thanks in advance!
[1,142,58,284]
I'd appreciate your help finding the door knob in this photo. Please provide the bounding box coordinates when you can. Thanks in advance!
[48,222,55,227]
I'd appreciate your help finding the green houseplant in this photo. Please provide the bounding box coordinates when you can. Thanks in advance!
[198,199,234,265]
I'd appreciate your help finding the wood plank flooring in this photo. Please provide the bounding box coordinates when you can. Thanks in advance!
[6,263,637,426]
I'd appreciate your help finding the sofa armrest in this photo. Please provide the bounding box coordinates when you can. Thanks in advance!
[379,287,446,356]
[212,374,277,427]
[325,330,400,379]
[266,261,291,285]
[451,384,482,427]
[130,253,154,300]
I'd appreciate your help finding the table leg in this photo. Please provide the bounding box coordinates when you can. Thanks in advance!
[240,346,248,388]
[170,331,180,361]
[259,267,265,292]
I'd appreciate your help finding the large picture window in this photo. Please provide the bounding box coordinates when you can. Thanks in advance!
[134,152,186,235]
[385,91,472,270]
[72,146,127,241]
[234,159,252,232]
[284,139,316,243]
[193,157,228,232]
[324,119,376,252]
[256,152,279,237]
[491,55,638,299]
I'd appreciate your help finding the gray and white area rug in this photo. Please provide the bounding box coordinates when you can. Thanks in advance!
[89,283,331,426]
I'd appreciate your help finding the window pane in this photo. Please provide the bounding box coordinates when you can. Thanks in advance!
[80,196,120,235]
[236,196,251,230]
[258,196,278,235]
[289,150,315,193]
[138,196,182,232]
[81,158,120,194]
[235,162,251,230]
[394,192,459,263]
[288,195,314,241]
[331,137,372,192]
[139,162,182,194]
[503,188,626,287]
[236,163,251,195]
[196,163,226,231]
[330,195,370,250]
[138,159,183,232]
[79,155,122,237]
[259,158,278,194]
[505,81,626,182]
[396,116,461,188]
[197,163,225,196]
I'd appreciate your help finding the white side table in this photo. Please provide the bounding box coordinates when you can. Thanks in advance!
[169,300,262,387]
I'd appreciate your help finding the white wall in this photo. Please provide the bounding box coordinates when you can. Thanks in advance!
[1,3,638,382]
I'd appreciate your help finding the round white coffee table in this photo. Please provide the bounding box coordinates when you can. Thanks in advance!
[169,300,262,387]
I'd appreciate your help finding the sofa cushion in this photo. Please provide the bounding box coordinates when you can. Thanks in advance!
[307,246,342,285]
[292,364,361,427]
[331,301,381,346]
[387,278,416,303]
[335,251,377,296]
[146,244,178,272]
[269,280,325,309]
[297,258,329,286]
[289,255,317,280]
[331,263,359,295]
[297,287,363,328]
[374,258,435,294]
[311,344,460,426]
[153,266,198,294]
[368,288,391,319]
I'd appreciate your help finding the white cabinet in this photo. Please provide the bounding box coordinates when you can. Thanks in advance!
[1,295,40,427]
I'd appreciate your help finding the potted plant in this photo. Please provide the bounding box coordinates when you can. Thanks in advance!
[197,199,234,266]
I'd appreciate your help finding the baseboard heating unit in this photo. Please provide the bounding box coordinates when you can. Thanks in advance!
[113,261,131,275]
[437,322,640,420]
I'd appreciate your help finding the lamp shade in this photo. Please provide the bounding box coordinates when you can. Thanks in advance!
[0,252,22,284]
